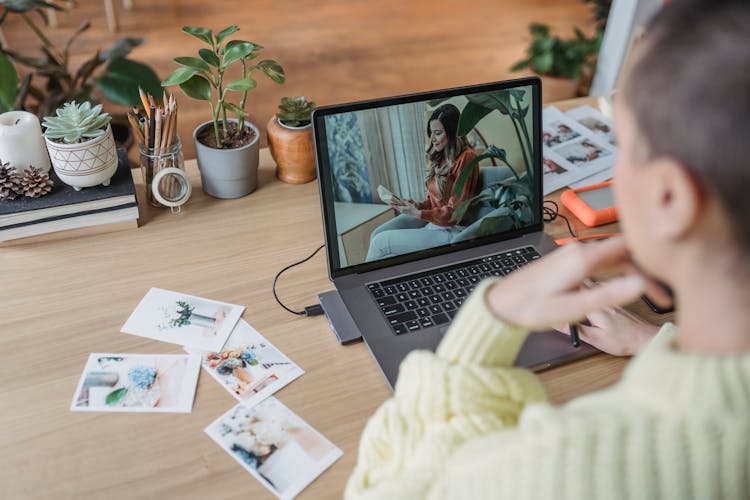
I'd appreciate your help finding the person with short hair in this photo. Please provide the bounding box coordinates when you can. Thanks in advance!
[346,1,750,498]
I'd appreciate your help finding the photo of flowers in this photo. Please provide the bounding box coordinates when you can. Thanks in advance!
[205,398,343,499]
[70,353,201,413]
[121,288,245,351]
[188,319,304,408]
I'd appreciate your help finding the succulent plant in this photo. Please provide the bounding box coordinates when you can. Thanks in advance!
[277,96,316,127]
[42,101,112,144]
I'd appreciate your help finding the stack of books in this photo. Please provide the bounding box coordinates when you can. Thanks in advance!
[0,152,139,245]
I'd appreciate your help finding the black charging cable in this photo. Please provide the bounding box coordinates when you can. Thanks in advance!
[543,200,576,239]
[272,244,326,316]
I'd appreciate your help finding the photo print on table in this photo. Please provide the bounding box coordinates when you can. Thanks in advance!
[70,353,201,413]
[187,319,304,408]
[121,288,245,351]
[553,137,612,165]
[542,120,580,147]
[205,398,343,500]
[542,146,578,195]
[566,105,617,146]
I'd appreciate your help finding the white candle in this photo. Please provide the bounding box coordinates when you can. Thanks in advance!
[0,111,51,175]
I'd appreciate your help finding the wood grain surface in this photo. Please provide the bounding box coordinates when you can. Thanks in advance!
[1,0,592,161]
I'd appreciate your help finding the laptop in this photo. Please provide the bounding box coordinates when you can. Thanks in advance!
[312,77,597,388]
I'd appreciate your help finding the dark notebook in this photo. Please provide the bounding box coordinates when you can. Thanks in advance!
[0,150,137,229]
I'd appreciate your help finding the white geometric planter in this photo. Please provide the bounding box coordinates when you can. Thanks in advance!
[44,124,118,191]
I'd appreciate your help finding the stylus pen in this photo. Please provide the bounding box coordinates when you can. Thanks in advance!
[570,323,581,348]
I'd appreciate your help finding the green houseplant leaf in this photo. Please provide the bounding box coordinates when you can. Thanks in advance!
[257,59,285,84]
[457,101,493,137]
[198,48,220,68]
[179,75,211,101]
[222,41,255,67]
[478,213,515,236]
[215,25,239,44]
[0,52,18,112]
[173,56,211,73]
[97,57,162,106]
[225,77,256,92]
[162,66,198,86]
[181,26,213,46]
[105,387,128,406]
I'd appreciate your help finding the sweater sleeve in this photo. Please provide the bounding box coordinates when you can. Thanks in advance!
[346,278,547,499]
[419,150,479,226]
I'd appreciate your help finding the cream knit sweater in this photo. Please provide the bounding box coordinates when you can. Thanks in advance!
[346,279,750,499]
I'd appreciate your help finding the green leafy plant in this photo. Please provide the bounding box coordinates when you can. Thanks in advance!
[42,101,111,144]
[510,23,603,82]
[510,0,611,90]
[277,96,315,127]
[0,0,162,117]
[0,52,18,111]
[434,88,537,236]
[162,25,286,149]
[105,387,128,405]
[170,300,195,328]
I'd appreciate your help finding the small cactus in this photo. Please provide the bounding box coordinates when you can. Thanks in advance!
[277,96,315,127]
[43,101,112,144]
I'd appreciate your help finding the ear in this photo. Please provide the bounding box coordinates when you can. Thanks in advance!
[650,159,703,241]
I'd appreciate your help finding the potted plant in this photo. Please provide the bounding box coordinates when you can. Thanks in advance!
[162,25,285,198]
[510,23,603,101]
[267,96,316,184]
[42,101,118,190]
[0,0,163,147]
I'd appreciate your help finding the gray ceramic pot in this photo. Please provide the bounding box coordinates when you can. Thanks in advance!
[193,119,260,198]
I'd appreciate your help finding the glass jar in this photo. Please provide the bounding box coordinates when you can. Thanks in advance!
[139,138,185,208]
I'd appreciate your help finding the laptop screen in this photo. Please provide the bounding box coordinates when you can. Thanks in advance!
[313,78,542,278]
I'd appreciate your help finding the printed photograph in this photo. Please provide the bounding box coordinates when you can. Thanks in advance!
[205,398,343,500]
[71,353,201,413]
[324,85,540,268]
[566,105,617,146]
[542,121,580,147]
[541,147,584,195]
[543,158,568,176]
[553,137,612,165]
[188,319,304,407]
[121,288,245,352]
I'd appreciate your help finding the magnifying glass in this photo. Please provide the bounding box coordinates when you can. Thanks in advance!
[151,167,192,213]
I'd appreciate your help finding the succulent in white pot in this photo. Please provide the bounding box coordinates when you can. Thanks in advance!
[43,101,118,191]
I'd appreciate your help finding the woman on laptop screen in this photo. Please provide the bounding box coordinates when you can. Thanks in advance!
[365,103,479,261]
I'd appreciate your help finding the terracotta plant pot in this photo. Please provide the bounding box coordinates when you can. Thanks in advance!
[193,119,260,199]
[267,116,316,184]
[44,123,118,191]
[540,75,580,103]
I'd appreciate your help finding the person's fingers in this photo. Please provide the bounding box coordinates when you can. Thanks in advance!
[576,323,604,346]
[554,324,571,335]
[643,282,674,309]
[552,274,647,322]
[551,237,631,287]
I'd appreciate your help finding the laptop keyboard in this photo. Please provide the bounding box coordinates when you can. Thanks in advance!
[367,246,541,335]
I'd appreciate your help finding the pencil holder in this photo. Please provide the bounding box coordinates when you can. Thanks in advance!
[139,138,185,208]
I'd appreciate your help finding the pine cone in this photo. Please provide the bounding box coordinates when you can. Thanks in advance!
[21,166,54,198]
[0,160,22,201]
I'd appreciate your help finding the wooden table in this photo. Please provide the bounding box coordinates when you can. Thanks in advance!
[0,104,672,500]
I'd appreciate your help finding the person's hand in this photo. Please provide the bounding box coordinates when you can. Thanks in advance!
[557,307,660,356]
[393,200,419,218]
[485,237,653,331]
